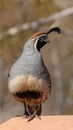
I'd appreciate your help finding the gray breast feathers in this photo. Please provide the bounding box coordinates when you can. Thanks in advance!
[8,51,51,86]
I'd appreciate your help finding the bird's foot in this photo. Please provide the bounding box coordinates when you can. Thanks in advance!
[23,111,36,121]
[23,111,41,121]
[27,114,41,122]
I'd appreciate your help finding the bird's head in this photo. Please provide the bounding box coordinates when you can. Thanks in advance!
[30,27,61,52]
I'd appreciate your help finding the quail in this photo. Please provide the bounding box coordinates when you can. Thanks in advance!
[8,27,61,121]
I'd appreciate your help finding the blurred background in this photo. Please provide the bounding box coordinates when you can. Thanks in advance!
[0,0,73,123]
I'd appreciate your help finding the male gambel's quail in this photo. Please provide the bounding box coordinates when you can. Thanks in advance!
[8,27,61,121]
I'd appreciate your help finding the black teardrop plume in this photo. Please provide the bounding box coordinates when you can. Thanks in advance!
[47,27,61,34]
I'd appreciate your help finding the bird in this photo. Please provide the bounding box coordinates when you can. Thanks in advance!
[8,27,61,121]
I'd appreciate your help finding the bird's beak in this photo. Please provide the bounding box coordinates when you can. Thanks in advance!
[46,27,61,35]
[44,39,49,43]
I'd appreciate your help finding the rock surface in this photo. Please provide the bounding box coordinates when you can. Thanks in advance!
[0,116,73,130]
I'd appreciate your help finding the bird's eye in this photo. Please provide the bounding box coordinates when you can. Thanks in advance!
[39,36,48,43]
[40,37,44,42]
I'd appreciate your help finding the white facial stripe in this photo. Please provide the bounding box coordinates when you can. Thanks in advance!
[34,38,38,52]
[32,33,47,51]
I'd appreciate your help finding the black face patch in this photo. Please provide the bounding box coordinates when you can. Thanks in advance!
[15,91,41,99]
[36,35,48,51]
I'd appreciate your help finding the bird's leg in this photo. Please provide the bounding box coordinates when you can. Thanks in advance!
[27,105,41,121]
[24,104,41,121]
[24,103,31,118]
[25,104,38,121]
[24,104,37,121]
[35,104,41,120]
[27,110,37,122]
[36,104,41,116]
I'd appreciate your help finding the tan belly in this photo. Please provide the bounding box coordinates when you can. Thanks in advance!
[9,75,50,105]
